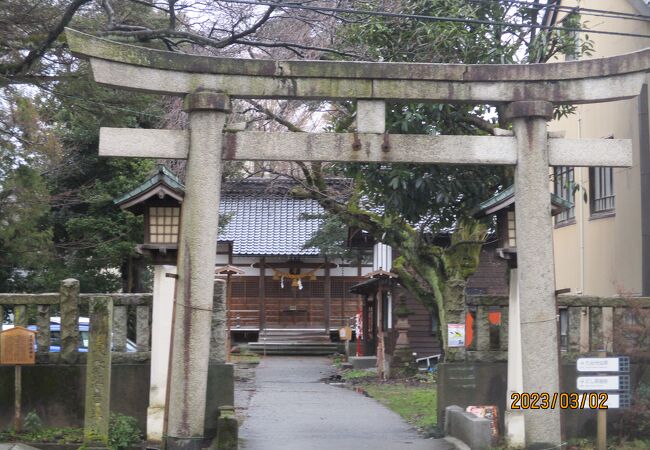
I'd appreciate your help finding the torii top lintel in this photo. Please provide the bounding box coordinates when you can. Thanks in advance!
[66,28,650,104]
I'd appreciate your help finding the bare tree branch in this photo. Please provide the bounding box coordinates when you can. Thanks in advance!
[245,100,306,132]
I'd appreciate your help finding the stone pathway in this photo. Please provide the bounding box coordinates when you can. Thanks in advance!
[238,356,454,450]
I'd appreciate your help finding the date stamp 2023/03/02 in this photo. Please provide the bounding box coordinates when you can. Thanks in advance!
[510,392,609,410]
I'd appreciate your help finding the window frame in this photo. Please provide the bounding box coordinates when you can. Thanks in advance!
[589,166,615,217]
[553,166,576,226]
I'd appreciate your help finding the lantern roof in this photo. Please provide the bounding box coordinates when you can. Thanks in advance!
[473,185,572,218]
[114,165,184,211]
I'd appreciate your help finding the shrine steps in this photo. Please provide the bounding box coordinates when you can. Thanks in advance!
[248,329,338,355]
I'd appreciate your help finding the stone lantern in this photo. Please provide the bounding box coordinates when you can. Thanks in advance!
[473,185,571,266]
[390,296,417,378]
[114,165,184,263]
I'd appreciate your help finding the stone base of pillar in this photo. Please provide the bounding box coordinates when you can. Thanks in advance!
[389,346,418,378]
[146,406,165,448]
[212,406,238,450]
[204,363,235,440]
[504,409,526,448]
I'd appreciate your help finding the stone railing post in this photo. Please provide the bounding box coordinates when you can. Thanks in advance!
[136,304,151,352]
[166,90,230,450]
[507,101,561,447]
[36,305,51,356]
[14,305,27,327]
[112,305,127,352]
[204,271,235,441]
[210,279,227,363]
[60,279,80,364]
[84,296,113,445]
[476,306,490,352]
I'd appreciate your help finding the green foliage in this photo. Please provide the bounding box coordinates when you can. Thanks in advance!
[0,68,163,293]
[0,426,84,444]
[0,165,55,291]
[302,213,369,262]
[108,413,142,450]
[23,411,43,433]
[343,0,519,65]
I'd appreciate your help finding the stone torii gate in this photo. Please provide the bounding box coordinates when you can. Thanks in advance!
[66,28,649,448]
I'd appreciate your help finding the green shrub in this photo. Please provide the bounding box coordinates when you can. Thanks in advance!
[108,414,142,450]
[23,411,43,433]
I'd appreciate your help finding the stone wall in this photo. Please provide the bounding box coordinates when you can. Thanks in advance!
[0,364,150,431]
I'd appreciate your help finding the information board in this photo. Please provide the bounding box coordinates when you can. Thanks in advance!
[578,393,631,409]
[0,327,36,365]
[577,357,630,373]
[577,375,630,392]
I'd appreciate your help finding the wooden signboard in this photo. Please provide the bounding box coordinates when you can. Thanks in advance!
[339,326,352,341]
[0,327,36,365]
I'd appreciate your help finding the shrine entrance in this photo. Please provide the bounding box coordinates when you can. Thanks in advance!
[65,27,649,449]
[229,275,362,330]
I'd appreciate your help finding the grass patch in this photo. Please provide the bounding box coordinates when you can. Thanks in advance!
[0,427,84,444]
[231,348,261,364]
[563,439,650,450]
[341,369,376,381]
[361,383,437,431]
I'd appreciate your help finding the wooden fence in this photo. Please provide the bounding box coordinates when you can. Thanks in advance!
[465,294,650,362]
[0,279,152,364]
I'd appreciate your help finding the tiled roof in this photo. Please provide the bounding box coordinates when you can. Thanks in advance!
[219,182,324,256]
[114,171,330,256]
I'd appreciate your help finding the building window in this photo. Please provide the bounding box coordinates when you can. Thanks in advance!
[590,167,615,214]
[559,308,568,351]
[148,206,180,244]
[554,166,575,224]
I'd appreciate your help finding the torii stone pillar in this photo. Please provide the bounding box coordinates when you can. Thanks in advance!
[507,101,561,444]
[166,91,229,450]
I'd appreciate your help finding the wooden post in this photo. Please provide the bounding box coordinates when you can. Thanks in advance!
[84,296,113,445]
[259,257,266,331]
[14,365,21,432]
[226,274,232,362]
[597,350,607,450]
[376,287,385,380]
[60,279,80,364]
[325,258,331,333]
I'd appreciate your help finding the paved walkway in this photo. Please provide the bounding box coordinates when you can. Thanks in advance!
[239,356,454,450]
